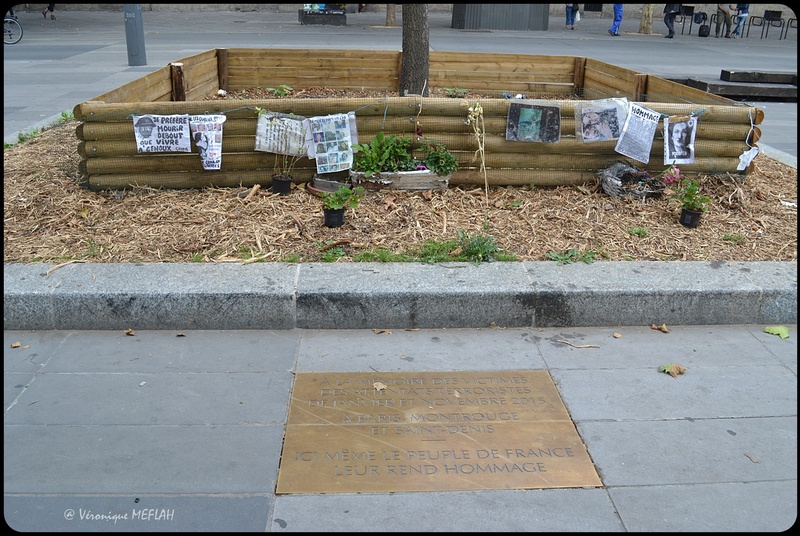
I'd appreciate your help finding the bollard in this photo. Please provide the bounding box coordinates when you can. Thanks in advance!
[123,4,147,66]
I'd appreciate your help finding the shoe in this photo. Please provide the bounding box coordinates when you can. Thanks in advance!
[571,26,575,30]
[51,14,55,19]
[565,26,569,30]
[665,34,674,38]
[608,29,614,36]
[614,33,620,36]
[42,9,47,18]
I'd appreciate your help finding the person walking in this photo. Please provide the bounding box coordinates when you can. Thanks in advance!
[608,4,623,36]
[565,3,578,31]
[730,3,749,38]
[715,4,732,38]
[41,3,55,20]
[663,4,682,38]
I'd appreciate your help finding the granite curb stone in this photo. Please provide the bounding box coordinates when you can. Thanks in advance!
[4,261,796,330]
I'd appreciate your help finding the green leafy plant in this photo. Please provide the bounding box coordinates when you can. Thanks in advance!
[351,132,416,177]
[627,227,650,237]
[442,87,468,98]
[321,184,365,210]
[671,179,711,212]
[266,84,294,97]
[352,248,412,262]
[723,232,745,245]
[411,228,516,265]
[321,246,346,262]
[421,140,459,176]
[545,249,597,265]
[457,229,499,264]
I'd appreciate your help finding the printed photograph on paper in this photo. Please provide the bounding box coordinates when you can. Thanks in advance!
[506,101,561,143]
[576,98,627,143]
[664,116,697,165]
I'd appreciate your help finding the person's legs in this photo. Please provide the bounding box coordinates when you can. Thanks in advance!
[609,4,623,35]
[731,13,747,36]
[565,5,575,29]
[715,9,724,37]
[664,13,675,37]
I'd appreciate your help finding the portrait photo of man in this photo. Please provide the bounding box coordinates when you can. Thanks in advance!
[665,117,696,164]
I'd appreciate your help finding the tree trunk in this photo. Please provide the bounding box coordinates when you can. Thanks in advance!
[639,4,654,34]
[385,4,396,27]
[400,4,430,97]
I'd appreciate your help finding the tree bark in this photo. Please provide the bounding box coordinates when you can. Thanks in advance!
[400,4,430,97]
[639,4,654,34]
[385,4,396,27]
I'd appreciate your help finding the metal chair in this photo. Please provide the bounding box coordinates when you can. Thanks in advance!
[746,10,785,39]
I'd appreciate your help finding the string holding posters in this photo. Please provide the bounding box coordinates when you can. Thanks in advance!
[577,98,627,143]
[307,112,357,174]
[506,100,561,143]
[132,114,191,153]
[189,115,227,170]
[613,103,661,164]
[663,115,697,165]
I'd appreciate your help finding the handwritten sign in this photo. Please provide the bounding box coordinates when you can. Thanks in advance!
[132,114,191,153]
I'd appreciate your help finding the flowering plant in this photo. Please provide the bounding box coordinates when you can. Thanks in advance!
[660,164,681,186]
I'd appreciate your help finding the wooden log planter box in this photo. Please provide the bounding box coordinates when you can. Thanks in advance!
[73,48,763,191]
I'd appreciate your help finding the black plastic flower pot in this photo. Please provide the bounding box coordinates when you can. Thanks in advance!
[323,207,345,228]
[679,208,702,228]
[272,177,292,196]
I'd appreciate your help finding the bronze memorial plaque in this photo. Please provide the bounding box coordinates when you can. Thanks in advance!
[276,370,602,494]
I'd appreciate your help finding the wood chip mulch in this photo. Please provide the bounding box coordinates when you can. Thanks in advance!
[3,108,796,264]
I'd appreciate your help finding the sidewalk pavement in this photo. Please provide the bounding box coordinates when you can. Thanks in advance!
[4,325,797,532]
[4,8,797,533]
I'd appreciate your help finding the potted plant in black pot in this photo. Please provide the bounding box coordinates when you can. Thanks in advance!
[350,132,457,191]
[255,109,308,195]
[321,184,365,228]
[672,178,711,228]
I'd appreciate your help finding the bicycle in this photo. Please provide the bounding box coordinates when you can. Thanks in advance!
[4,16,23,45]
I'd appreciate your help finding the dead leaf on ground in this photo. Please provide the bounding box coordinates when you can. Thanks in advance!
[373,381,387,391]
[744,452,761,463]
[651,323,671,333]
[372,329,392,335]
[763,325,790,339]
[10,341,22,348]
[613,332,622,338]
[124,328,136,336]
[659,363,686,378]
